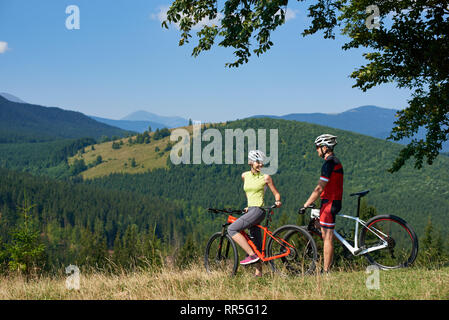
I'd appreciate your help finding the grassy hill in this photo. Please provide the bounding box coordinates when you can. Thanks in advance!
[67,125,198,178]
[69,136,171,179]
[68,123,227,179]
[1,263,448,299]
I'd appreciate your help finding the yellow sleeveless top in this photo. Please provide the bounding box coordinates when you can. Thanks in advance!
[243,171,266,207]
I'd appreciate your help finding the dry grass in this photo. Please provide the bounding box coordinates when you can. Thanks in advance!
[0,263,448,300]
[68,123,224,179]
[69,136,171,179]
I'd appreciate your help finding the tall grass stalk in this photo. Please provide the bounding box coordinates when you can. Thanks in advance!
[0,260,447,300]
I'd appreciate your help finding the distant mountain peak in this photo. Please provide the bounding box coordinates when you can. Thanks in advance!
[121,110,158,121]
[122,110,188,128]
[344,105,398,113]
[0,92,26,104]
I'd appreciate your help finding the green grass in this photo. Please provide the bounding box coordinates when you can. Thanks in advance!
[1,263,447,300]
[68,133,174,179]
[68,124,210,179]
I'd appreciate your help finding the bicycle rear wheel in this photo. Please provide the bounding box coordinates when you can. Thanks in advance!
[267,225,318,276]
[204,232,239,276]
[359,215,418,269]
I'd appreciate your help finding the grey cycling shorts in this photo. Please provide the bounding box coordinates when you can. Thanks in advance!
[228,207,266,251]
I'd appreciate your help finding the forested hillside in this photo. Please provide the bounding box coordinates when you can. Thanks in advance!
[0,138,96,178]
[0,118,448,272]
[0,96,130,143]
[251,106,449,152]
[84,118,449,239]
[0,95,138,177]
[0,168,204,271]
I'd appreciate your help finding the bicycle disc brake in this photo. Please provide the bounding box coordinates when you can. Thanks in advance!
[386,236,396,259]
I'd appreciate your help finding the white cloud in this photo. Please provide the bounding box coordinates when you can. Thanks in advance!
[151,6,296,31]
[151,6,223,30]
[275,8,298,22]
[285,8,298,22]
[192,14,223,30]
[0,41,9,54]
[150,6,169,24]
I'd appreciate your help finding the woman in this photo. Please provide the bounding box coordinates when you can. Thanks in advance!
[227,150,282,277]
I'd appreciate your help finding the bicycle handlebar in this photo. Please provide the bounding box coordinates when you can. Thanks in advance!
[207,208,245,215]
[298,203,317,215]
[207,204,278,215]
[261,204,278,210]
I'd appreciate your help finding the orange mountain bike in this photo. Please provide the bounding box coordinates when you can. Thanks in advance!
[205,204,318,276]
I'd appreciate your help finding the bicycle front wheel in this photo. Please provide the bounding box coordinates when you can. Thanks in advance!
[267,225,318,276]
[359,215,418,269]
[204,232,239,276]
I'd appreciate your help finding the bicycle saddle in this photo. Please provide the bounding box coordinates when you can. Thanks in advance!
[350,190,370,197]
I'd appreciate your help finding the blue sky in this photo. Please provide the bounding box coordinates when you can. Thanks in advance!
[0,0,412,122]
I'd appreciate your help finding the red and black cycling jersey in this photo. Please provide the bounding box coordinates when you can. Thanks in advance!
[319,154,344,201]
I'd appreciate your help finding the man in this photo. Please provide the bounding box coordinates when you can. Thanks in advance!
[299,134,343,273]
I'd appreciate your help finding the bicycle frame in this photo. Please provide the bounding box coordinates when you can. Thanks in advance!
[226,212,296,262]
[333,213,389,256]
[243,224,295,262]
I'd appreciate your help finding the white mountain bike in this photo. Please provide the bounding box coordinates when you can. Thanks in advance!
[303,190,419,270]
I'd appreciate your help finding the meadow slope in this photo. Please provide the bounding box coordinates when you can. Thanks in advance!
[1,264,447,300]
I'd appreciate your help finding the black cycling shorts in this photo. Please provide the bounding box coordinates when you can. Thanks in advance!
[227,207,266,251]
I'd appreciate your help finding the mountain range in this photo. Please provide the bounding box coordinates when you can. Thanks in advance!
[0,95,130,143]
[252,105,397,139]
[88,116,168,133]
[0,93,189,135]
[0,92,448,268]
[0,92,26,104]
[121,110,189,128]
[88,110,190,133]
[1,92,447,152]
[251,106,449,152]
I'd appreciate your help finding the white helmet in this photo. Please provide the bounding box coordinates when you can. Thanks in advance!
[315,134,337,148]
[248,150,266,163]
